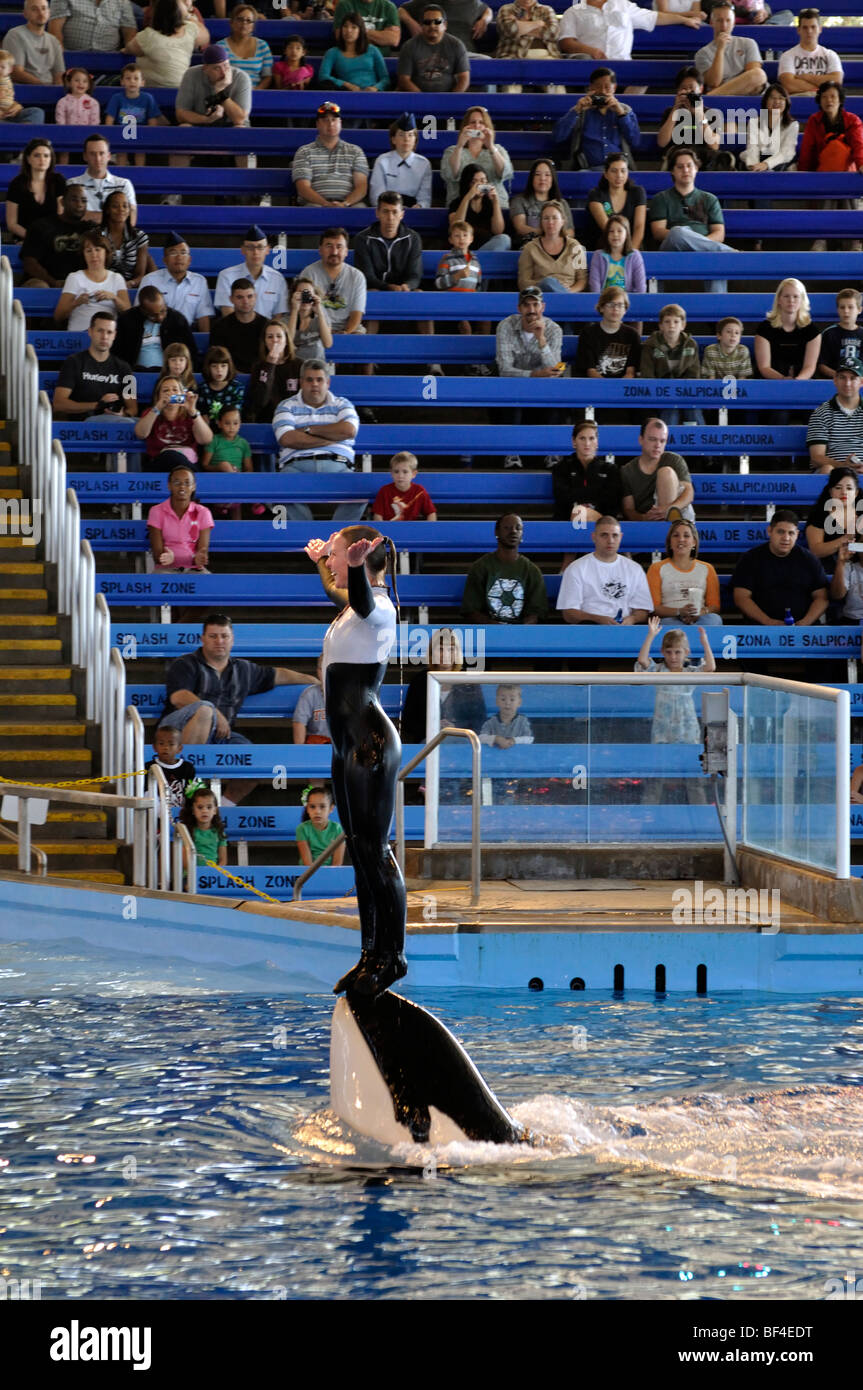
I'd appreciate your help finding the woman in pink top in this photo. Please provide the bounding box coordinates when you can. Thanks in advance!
[146,464,214,572]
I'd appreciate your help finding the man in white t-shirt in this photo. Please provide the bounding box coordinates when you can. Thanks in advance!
[558,0,698,63]
[778,7,843,96]
[695,1,767,96]
[557,515,652,623]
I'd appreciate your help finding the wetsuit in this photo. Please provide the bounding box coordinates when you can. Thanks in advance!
[319,557,407,996]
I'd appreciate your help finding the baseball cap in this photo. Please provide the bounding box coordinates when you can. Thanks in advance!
[317,101,341,116]
[519,285,543,302]
[203,44,229,64]
[836,357,863,376]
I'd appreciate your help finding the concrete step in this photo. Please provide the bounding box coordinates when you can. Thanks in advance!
[0,840,120,860]
[0,616,59,639]
[0,747,91,778]
[1,693,76,708]
[0,722,87,748]
[0,586,48,603]
[0,537,38,550]
[51,870,126,884]
[0,641,64,664]
[0,488,23,500]
[41,810,108,840]
[0,666,72,693]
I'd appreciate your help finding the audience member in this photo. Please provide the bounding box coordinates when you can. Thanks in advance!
[299,227,367,335]
[620,418,695,522]
[214,226,287,319]
[292,101,369,207]
[640,302,703,424]
[441,106,514,209]
[435,219,481,338]
[517,201,586,293]
[134,373,213,470]
[369,112,432,208]
[550,419,622,524]
[273,33,313,89]
[52,311,137,420]
[319,12,389,90]
[372,450,437,520]
[223,4,273,88]
[694,0,766,96]
[210,282,267,372]
[554,67,640,172]
[557,515,652,624]
[48,0,135,51]
[448,163,511,252]
[199,345,245,424]
[777,7,842,95]
[732,511,829,625]
[635,618,716,801]
[286,277,334,362]
[701,315,753,380]
[333,0,401,53]
[480,684,534,748]
[0,46,43,123]
[102,189,151,287]
[399,0,490,53]
[461,514,548,624]
[157,343,195,394]
[819,289,863,379]
[54,229,130,331]
[830,540,863,625]
[104,66,162,170]
[800,82,863,252]
[4,138,64,242]
[396,5,470,92]
[496,285,563,378]
[175,41,252,133]
[647,519,722,627]
[147,464,214,572]
[20,184,88,287]
[354,192,434,360]
[244,318,303,424]
[273,358,364,522]
[754,278,822,382]
[400,627,486,745]
[585,152,646,251]
[200,407,253,507]
[495,0,559,64]
[54,66,100,126]
[648,147,736,293]
[295,785,343,865]
[139,234,213,333]
[740,82,798,171]
[3,0,63,87]
[292,657,330,744]
[587,213,646,292]
[574,286,639,377]
[807,363,863,475]
[125,0,208,88]
[145,725,197,811]
[804,467,860,570]
[656,65,729,171]
[116,286,196,370]
[67,135,137,225]
[558,0,698,61]
[510,158,573,245]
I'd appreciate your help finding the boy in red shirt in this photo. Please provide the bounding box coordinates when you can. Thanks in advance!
[373,451,437,521]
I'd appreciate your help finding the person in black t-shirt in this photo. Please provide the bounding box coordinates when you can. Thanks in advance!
[818,289,863,380]
[732,510,829,624]
[754,278,822,380]
[552,419,623,572]
[145,725,197,812]
[52,312,138,421]
[20,184,89,288]
[574,287,640,379]
[209,278,268,373]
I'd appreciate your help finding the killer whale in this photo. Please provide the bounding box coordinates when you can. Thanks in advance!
[330,991,526,1147]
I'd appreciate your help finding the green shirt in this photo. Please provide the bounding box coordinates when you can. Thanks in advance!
[193,825,227,867]
[460,553,549,624]
[208,435,251,472]
[648,186,724,239]
[334,0,399,54]
[297,816,343,864]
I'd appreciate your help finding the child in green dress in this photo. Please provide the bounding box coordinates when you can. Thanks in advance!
[179,781,228,874]
[296,784,344,867]
[201,407,253,520]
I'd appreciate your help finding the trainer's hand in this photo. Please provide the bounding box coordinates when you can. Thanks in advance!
[346,537,378,567]
[304,537,330,563]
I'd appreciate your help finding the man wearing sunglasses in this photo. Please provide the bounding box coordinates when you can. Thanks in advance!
[396,4,470,92]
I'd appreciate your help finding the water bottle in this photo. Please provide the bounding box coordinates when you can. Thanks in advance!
[614,608,623,624]
[784,608,795,626]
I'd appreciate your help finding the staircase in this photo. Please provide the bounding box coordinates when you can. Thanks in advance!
[0,428,124,884]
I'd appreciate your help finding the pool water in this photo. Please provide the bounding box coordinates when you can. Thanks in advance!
[1,941,863,1301]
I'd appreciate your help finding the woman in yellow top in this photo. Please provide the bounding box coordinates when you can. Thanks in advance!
[647,519,723,628]
[517,200,586,294]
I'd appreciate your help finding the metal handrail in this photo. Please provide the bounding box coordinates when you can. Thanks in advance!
[396,727,482,907]
[173,822,198,895]
[292,831,346,901]
[0,821,47,877]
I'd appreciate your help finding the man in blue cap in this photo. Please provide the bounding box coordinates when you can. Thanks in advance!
[139,233,214,334]
[169,43,253,190]
[214,225,287,318]
[368,113,433,208]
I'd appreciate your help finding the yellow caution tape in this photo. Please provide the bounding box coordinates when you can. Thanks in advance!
[201,860,282,905]
[0,770,147,789]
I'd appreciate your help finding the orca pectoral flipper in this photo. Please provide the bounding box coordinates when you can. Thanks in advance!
[330,991,525,1147]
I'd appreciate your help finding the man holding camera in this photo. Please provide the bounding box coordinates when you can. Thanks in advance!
[553,66,639,170]
[52,311,137,422]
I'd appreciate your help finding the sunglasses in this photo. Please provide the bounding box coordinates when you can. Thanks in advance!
[422,16,444,23]
[318,103,341,115]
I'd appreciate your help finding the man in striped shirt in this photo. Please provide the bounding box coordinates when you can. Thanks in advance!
[48,0,136,51]
[292,103,369,208]
[807,363,863,474]
[273,359,365,522]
